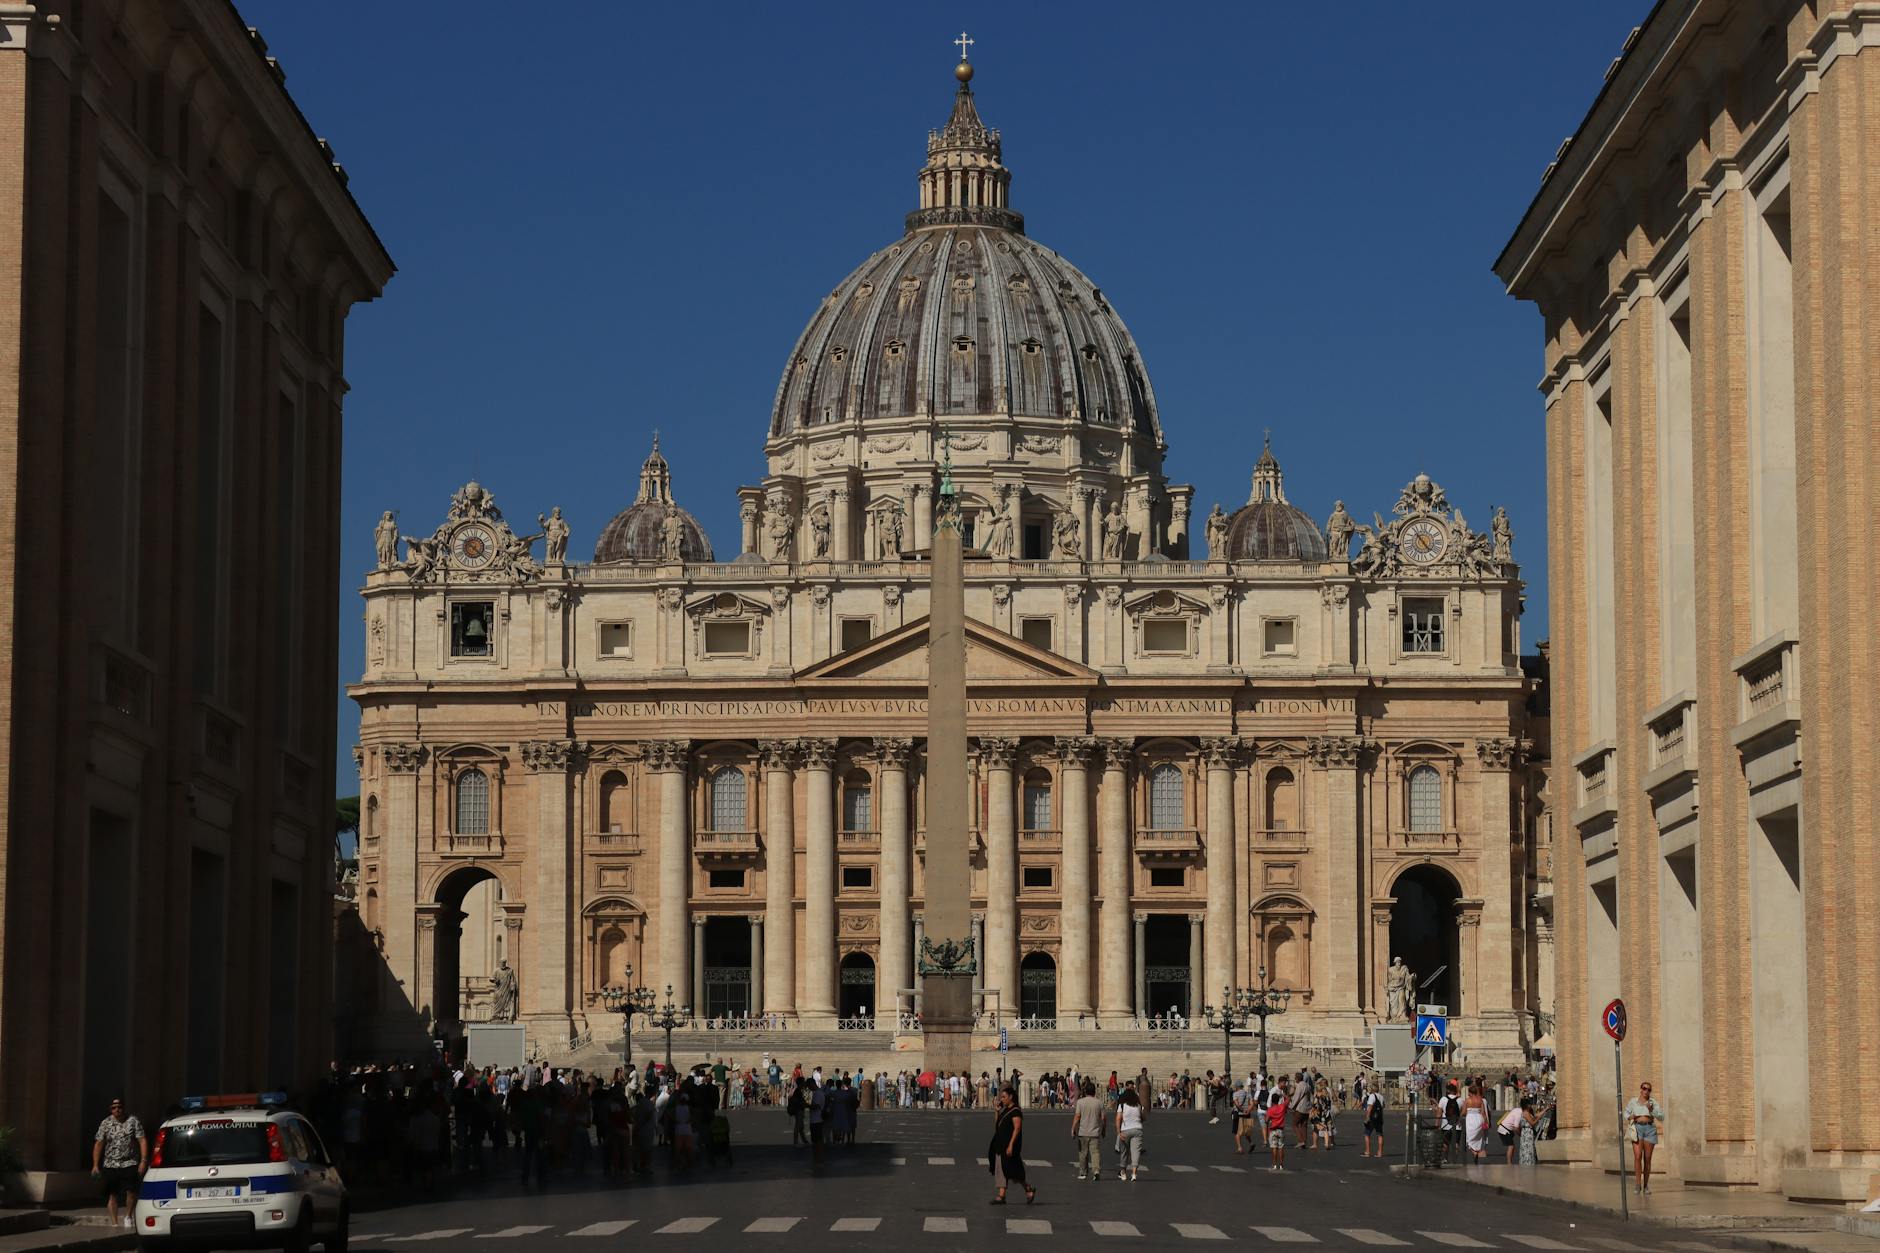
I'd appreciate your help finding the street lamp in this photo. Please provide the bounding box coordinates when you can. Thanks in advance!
[646,984,693,1074]
[1245,965,1292,1079]
[600,965,656,1069]
[1202,985,1253,1085]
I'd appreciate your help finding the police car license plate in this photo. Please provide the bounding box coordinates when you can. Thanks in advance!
[186,1185,239,1199]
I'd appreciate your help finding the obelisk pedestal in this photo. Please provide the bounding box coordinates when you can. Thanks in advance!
[919,458,975,1075]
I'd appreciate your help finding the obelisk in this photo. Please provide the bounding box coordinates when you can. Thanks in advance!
[919,439,974,1073]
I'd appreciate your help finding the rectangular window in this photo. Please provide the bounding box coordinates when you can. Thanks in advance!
[599,622,633,658]
[1141,619,1188,654]
[841,618,874,651]
[451,602,495,657]
[1262,618,1296,655]
[843,783,873,833]
[1022,865,1053,889]
[1402,597,1445,654]
[702,620,752,656]
[707,868,746,890]
[1149,866,1186,889]
[1023,522,1046,560]
[840,866,873,889]
[1020,617,1053,651]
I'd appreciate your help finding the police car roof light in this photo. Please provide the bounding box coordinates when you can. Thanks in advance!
[178,1091,290,1112]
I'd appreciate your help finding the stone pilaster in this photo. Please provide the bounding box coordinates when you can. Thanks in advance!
[691,915,706,1013]
[749,916,765,1015]
[758,740,798,1017]
[876,737,914,1024]
[1474,737,1522,1021]
[800,739,839,1018]
[644,740,691,997]
[1307,735,1376,1021]
[1098,739,1135,1018]
[380,743,426,1023]
[979,737,1019,1020]
[521,738,582,1033]
[1055,737,1096,1017]
[1201,737,1241,995]
[1188,912,1205,1016]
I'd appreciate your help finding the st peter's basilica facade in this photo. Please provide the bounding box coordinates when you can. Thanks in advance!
[345,59,1551,1064]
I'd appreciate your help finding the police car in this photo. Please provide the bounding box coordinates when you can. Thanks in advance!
[133,1093,348,1251]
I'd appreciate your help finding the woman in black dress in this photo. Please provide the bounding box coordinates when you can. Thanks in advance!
[987,1086,1035,1204]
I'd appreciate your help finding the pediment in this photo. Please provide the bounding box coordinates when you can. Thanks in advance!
[797,616,1099,686]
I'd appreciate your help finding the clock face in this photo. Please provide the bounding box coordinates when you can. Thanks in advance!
[452,525,495,569]
[1399,518,1447,565]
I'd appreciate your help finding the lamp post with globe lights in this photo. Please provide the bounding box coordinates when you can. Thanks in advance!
[1246,965,1293,1079]
[600,967,656,1070]
[646,985,692,1074]
[1202,986,1254,1088]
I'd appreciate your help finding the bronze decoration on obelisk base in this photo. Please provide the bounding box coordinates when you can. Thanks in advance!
[919,434,976,1074]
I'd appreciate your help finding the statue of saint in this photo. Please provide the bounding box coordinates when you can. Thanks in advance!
[1205,503,1229,559]
[538,507,570,564]
[1101,500,1128,560]
[1386,955,1411,1023]
[877,504,904,559]
[1491,505,1513,562]
[766,507,795,561]
[1325,500,1354,561]
[809,500,832,558]
[401,534,439,582]
[660,506,686,561]
[981,508,1013,558]
[490,960,519,1023]
[374,511,400,569]
[1052,510,1082,559]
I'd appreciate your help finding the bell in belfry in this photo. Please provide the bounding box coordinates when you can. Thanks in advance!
[462,614,487,646]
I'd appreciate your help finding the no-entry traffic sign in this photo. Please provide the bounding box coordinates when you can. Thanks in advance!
[1602,997,1627,1042]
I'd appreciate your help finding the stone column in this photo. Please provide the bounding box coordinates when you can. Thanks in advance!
[800,739,839,1019]
[1370,906,1394,1016]
[1003,483,1024,557]
[691,915,706,1013]
[1098,740,1134,1018]
[1134,912,1148,1017]
[980,738,1020,1020]
[1201,738,1240,996]
[1188,913,1205,1019]
[759,740,798,1017]
[646,741,691,997]
[381,744,426,1021]
[523,739,582,1032]
[1056,737,1096,1017]
[971,913,985,1008]
[832,487,853,562]
[912,482,932,541]
[912,914,924,1016]
[876,738,914,1022]
[1308,734,1373,1020]
[750,917,764,1017]
[1474,739,1519,1019]
[415,910,439,1025]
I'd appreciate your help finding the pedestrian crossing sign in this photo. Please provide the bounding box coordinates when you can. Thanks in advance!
[1415,1013,1448,1048]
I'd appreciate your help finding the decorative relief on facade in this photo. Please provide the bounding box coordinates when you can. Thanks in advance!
[1320,584,1350,608]
[799,739,839,771]
[1095,738,1135,771]
[991,584,1011,607]
[1063,583,1086,605]
[1017,434,1057,455]
[883,584,903,607]
[657,588,684,613]
[1200,737,1244,769]
[865,434,913,454]
[398,481,545,585]
[521,739,583,773]
[1022,914,1055,933]
[976,737,1019,770]
[1054,736,1097,769]
[1350,474,1507,581]
[874,737,914,769]
[1102,585,1123,610]
[382,743,427,773]
[641,740,689,772]
[758,739,801,772]
[1474,737,1523,771]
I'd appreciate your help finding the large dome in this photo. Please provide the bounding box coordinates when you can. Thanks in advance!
[767,69,1161,444]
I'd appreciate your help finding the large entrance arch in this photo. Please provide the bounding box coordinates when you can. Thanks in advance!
[1389,864,1462,1015]
[433,865,505,1029]
[839,952,876,1023]
[1020,952,1057,1024]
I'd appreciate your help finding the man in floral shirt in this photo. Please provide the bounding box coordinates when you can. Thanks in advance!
[91,1097,146,1228]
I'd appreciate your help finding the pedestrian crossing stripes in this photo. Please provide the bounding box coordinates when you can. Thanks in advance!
[361,1220,1602,1244]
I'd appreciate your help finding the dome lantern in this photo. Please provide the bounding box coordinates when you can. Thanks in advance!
[908,41,1022,235]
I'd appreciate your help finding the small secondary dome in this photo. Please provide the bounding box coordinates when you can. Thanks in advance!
[593,437,715,563]
[1222,438,1327,562]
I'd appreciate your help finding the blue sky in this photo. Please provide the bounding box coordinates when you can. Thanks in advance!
[230,2,1646,795]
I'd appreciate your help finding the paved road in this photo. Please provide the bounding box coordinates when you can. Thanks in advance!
[342,1110,1741,1252]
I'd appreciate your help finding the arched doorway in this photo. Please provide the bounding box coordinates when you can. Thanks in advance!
[1390,864,1461,1015]
[1143,914,1191,1020]
[433,865,504,1029]
[839,952,875,1023]
[1020,952,1057,1024]
[702,916,752,1021]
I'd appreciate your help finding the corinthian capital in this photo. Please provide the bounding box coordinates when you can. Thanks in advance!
[1306,735,1376,770]
[758,739,801,772]
[382,742,427,774]
[521,739,583,773]
[874,737,914,770]
[641,740,690,772]
[799,738,839,772]
[1200,737,1244,769]
[975,737,1019,770]
[1094,738,1135,772]
[1054,736,1097,769]
[1474,737,1521,771]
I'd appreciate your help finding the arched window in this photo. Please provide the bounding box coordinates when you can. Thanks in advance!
[842,770,873,833]
[1265,767,1298,830]
[454,769,489,834]
[1408,765,1443,832]
[364,795,378,838]
[1022,769,1053,832]
[598,770,629,833]
[1148,763,1184,829]
[708,766,747,831]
